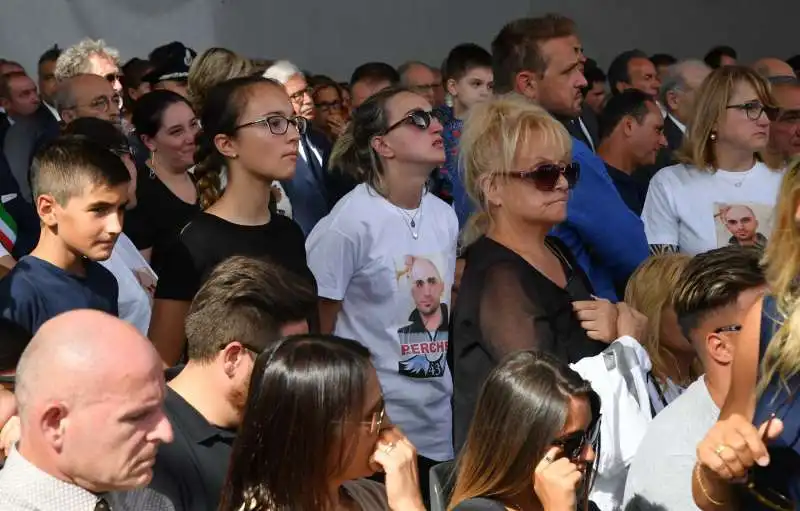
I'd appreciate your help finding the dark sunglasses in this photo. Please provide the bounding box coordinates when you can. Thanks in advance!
[104,72,122,84]
[382,109,443,135]
[235,115,308,136]
[742,413,794,511]
[552,415,601,462]
[508,162,580,192]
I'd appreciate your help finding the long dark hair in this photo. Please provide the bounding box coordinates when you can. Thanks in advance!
[193,75,282,210]
[449,351,600,510]
[218,334,373,511]
[131,89,193,140]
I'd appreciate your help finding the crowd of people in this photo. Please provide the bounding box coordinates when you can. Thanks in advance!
[0,10,798,511]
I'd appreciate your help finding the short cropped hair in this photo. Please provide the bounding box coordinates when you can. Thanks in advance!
[55,38,120,80]
[442,43,492,83]
[30,136,131,206]
[704,46,737,69]
[599,89,654,140]
[0,318,32,372]
[650,53,677,69]
[583,63,606,91]
[38,45,62,66]
[184,256,317,362]
[491,14,577,95]
[672,245,765,341]
[349,62,400,88]
[607,49,650,94]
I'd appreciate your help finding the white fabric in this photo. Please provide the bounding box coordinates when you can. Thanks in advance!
[306,183,458,461]
[578,117,595,152]
[570,336,653,511]
[100,233,156,335]
[0,243,9,258]
[647,375,685,415]
[642,162,784,255]
[667,113,686,134]
[623,377,719,510]
[44,101,60,121]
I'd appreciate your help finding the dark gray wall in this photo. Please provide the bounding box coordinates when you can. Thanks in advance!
[1,0,796,81]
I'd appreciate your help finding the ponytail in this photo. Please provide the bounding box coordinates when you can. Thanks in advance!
[330,126,376,188]
[193,130,223,210]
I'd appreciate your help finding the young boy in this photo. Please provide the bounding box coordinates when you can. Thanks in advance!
[432,43,493,229]
[0,136,130,334]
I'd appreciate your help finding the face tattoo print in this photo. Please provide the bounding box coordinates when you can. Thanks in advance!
[714,202,772,250]
[395,254,449,379]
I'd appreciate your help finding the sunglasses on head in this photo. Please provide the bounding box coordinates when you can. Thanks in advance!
[552,414,601,462]
[382,109,443,135]
[508,162,580,192]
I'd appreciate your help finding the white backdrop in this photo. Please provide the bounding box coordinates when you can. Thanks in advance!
[0,0,797,81]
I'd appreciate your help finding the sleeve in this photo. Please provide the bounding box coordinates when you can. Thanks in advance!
[153,238,201,302]
[0,274,39,335]
[478,263,554,359]
[553,146,649,284]
[641,173,680,249]
[305,227,358,301]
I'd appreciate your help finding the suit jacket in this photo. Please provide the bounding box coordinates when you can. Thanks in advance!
[280,127,333,236]
[561,106,600,153]
[2,107,60,202]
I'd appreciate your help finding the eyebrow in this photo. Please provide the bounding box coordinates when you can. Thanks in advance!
[86,199,126,209]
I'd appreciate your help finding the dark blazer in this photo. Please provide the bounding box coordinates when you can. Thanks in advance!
[2,107,60,202]
[280,127,333,236]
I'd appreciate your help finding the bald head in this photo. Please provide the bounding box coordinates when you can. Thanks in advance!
[54,73,119,125]
[752,58,795,79]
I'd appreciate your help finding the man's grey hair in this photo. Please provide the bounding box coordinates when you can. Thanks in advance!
[262,60,302,85]
[397,61,433,84]
[658,59,711,113]
[55,38,120,80]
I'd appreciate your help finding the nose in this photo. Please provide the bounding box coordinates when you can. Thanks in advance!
[149,412,174,444]
[659,133,668,148]
[107,210,123,236]
[576,73,588,89]
[583,443,596,464]
[430,117,444,135]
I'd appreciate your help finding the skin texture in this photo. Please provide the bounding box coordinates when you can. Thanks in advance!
[38,60,58,105]
[584,82,606,115]
[284,73,315,120]
[402,64,438,106]
[141,101,200,171]
[624,58,660,97]
[1,74,40,118]
[87,54,122,93]
[666,64,711,125]
[59,74,121,125]
[16,310,173,492]
[715,82,771,157]
[447,67,493,119]
[769,84,800,159]
[350,79,391,110]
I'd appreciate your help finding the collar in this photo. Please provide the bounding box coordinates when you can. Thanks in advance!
[0,446,107,510]
[667,113,686,134]
[165,387,237,445]
[44,101,61,121]
[604,162,636,183]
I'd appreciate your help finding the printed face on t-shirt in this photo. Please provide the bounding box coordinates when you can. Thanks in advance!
[50,181,129,261]
[714,202,771,249]
[409,258,444,317]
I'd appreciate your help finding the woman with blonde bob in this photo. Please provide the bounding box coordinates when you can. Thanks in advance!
[694,158,800,510]
[449,350,600,511]
[643,66,783,256]
[452,94,618,451]
[624,254,699,415]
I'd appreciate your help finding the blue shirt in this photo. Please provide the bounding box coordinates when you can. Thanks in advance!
[0,255,119,334]
[551,138,649,301]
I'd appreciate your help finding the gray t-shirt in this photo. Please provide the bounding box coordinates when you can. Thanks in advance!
[623,376,720,510]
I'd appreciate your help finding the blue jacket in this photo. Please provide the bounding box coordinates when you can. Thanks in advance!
[281,128,333,237]
[551,138,649,301]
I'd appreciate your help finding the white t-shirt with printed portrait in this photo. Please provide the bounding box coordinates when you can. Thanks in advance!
[100,233,157,335]
[642,162,784,255]
[306,183,458,461]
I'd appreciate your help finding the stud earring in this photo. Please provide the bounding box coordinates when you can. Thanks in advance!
[710,132,717,141]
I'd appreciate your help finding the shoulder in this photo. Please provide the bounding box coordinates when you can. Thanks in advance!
[342,479,389,509]
[87,260,118,285]
[451,497,507,510]
[310,185,383,239]
[112,487,175,510]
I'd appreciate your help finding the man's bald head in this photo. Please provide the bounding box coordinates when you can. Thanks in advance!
[15,310,171,492]
[752,58,795,79]
[54,73,120,125]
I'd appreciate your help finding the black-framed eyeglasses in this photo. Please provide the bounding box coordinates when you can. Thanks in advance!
[727,102,779,121]
[382,109,444,135]
[713,324,743,334]
[67,94,122,113]
[235,115,308,136]
[507,162,580,192]
[104,72,122,84]
[552,414,602,462]
[288,87,313,104]
[742,413,795,511]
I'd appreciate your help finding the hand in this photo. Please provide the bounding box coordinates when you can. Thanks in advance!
[616,302,648,341]
[0,415,19,463]
[533,447,582,511]
[370,427,425,511]
[326,116,347,137]
[696,414,782,481]
[573,298,619,343]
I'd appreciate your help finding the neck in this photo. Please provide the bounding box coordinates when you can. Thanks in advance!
[703,364,731,409]
[714,143,756,171]
[383,164,429,209]
[30,230,85,275]
[598,140,637,174]
[487,213,551,255]
[453,101,468,121]
[422,307,443,331]
[168,362,239,429]
[150,157,188,180]
[207,164,272,225]
[657,348,696,386]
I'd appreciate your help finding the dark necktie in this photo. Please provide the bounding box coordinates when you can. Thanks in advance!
[95,497,111,511]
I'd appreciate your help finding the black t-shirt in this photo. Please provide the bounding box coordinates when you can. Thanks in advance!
[123,170,200,276]
[605,163,647,216]
[155,212,312,301]
[0,255,118,334]
[451,236,606,452]
[149,385,235,511]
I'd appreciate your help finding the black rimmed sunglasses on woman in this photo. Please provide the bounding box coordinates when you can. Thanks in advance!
[551,413,602,462]
[382,109,444,135]
[508,162,580,192]
[235,115,308,136]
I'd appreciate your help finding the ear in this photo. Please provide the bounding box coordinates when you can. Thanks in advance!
[481,174,504,208]
[705,332,735,365]
[60,109,76,125]
[141,134,157,153]
[665,90,680,113]
[41,402,68,451]
[446,78,459,98]
[221,341,249,379]
[370,135,395,160]
[37,194,59,227]
[622,115,636,137]
[214,133,238,160]
[514,71,538,102]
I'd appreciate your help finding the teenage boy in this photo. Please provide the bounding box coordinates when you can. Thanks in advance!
[431,44,494,228]
[0,136,129,334]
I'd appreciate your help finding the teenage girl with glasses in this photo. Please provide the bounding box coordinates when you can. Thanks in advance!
[149,76,315,366]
